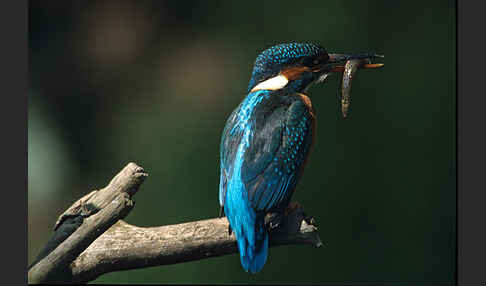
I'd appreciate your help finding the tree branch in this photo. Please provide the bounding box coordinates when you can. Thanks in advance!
[28,163,322,284]
[28,163,147,284]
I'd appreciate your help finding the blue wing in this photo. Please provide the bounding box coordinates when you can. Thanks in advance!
[218,92,315,273]
[241,93,315,213]
[219,107,243,210]
[220,92,315,214]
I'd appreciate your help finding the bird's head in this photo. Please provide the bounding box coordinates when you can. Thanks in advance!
[247,42,382,94]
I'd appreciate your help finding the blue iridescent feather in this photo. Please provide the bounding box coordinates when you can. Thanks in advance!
[219,43,325,273]
[219,42,383,272]
[247,43,326,92]
[220,89,315,273]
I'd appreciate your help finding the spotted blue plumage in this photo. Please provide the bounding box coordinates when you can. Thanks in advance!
[219,42,384,273]
[220,89,315,273]
[220,43,327,273]
[247,43,327,92]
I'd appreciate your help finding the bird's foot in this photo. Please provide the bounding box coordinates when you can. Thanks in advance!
[265,212,284,232]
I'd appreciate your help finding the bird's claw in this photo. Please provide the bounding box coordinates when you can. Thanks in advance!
[265,212,283,232]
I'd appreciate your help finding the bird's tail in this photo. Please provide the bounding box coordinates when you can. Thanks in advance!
[236,216,268,273]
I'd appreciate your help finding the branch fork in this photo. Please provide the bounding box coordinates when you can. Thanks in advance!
[28,162,321,284]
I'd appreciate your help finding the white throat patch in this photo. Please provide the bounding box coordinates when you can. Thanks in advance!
[250,74,289,92]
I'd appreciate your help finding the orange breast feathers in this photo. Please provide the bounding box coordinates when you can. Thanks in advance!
[297,93,316,153]
[296,93,315,118]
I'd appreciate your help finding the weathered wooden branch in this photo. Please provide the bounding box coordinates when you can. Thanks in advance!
[28,162,322,284]
[28,162,147,284]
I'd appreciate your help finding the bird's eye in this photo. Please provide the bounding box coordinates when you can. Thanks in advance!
[313,59,319,65]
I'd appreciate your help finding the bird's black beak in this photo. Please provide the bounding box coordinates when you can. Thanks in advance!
[327,53,384,72]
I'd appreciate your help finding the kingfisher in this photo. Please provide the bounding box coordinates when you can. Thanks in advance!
[219,42,382,273]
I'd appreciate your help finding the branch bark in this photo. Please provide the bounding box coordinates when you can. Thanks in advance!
[28,162,322,284]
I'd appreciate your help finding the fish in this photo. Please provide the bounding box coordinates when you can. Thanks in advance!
[339,56,384,118]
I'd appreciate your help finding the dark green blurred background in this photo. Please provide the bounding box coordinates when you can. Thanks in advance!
[28,0,456,284]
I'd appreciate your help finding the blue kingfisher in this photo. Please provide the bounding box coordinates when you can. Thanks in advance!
[219,42,383,273]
